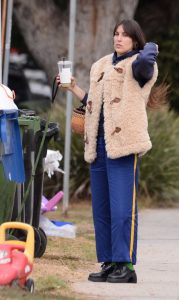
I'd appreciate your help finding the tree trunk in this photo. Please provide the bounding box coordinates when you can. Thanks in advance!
[13,0,138,91]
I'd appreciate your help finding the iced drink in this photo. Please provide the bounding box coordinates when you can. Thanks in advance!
[57,60,72,87]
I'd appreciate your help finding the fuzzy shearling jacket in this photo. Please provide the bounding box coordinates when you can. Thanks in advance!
[84,53,158,163]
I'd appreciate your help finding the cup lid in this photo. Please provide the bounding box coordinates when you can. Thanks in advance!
[57,60,72,65]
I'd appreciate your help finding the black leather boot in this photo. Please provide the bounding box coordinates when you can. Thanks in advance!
[107,263,137,283]
[88,262,115,282]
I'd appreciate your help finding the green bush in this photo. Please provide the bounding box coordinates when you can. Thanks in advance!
[155,25,179,113]
[139,110,179,205]
[44,103,90,199]
[47,104,179,205]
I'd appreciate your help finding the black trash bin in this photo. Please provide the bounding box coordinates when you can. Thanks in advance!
[33,120,59,229]
[32,120,59,258]
[12,110,59,258]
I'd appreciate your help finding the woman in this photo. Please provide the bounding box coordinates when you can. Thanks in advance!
[57,19,162,283]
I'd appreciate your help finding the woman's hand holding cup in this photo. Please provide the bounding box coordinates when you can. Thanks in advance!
[56,75,76,92]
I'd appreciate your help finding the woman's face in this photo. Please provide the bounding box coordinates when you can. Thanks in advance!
[113,25,133,55]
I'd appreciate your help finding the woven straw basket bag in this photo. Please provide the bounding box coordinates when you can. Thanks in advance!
[71,105,85,135]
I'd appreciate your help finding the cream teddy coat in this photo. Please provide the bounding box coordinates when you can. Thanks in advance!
[84,53,158,163]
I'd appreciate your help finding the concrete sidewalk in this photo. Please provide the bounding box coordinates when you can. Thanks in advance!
[72,208,179,300]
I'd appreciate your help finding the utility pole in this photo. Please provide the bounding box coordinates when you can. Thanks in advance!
[62,0,77,215]
[3,0,13,85]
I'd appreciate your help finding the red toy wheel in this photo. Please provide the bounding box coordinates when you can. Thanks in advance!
[25,278,34,293]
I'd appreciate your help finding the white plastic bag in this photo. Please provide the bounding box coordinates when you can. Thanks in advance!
[39,215,76,238]
[0,84,18,110]
[44,149,64,178]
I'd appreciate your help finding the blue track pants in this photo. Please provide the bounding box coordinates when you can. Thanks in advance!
[90,136,138,264]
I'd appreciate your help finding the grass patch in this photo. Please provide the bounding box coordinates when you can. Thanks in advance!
[37,275,68,292]
[0,287,74,300]
[0,203,94,300]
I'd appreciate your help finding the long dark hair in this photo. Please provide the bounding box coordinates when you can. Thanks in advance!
[113,19,146,50]
[113,19,169,109]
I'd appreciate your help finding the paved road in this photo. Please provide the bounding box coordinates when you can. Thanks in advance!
[72,208,179,300]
